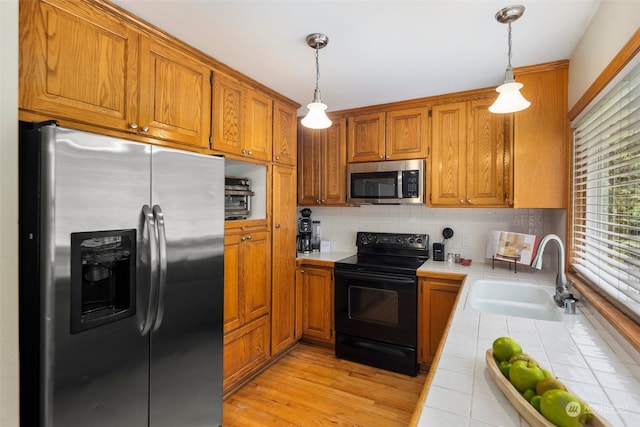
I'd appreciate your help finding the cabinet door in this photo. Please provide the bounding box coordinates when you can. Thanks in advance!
[273,101,298,166]
[347,112,386,162]
[513,64,568,208]
[244,87,273,161]
[223,233,242,333]
[321,118,348,205]
[271,166,298,355]
[242,230,271,323]
[430,102,467,205]
[212,73,244,156]
[20,0,138,131]
[418,277,462,365]
[297,267,333,343]
[466,98,508,206]
[139,37,212,148]
[385,107,428,160]
[297,125,322,205]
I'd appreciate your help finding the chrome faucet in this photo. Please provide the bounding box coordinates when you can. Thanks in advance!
[530,234,573,307]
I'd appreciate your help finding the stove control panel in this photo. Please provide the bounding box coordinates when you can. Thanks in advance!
[356,232,428,250]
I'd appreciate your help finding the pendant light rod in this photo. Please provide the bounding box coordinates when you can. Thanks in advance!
[489,5,530,114]
[302,33,332,129]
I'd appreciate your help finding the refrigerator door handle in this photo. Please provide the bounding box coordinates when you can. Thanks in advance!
[141,204,159,336]
[152,205,167,332]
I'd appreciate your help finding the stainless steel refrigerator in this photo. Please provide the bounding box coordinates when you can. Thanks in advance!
[19,121,224,427]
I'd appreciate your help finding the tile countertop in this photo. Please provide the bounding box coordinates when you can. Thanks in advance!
[415,260,640,426]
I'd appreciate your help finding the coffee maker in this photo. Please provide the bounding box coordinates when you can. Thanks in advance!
[297,208,313,253]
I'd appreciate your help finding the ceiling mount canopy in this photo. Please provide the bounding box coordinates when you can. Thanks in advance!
[301,33,332,129]
[489,5,531,114]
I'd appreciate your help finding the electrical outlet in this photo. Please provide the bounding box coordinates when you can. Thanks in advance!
[461,234,471,247]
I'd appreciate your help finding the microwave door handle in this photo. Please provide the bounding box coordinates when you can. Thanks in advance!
[141,205,159,336]
[151,205,167,332]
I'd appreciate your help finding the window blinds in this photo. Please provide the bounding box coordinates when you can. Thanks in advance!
[572,60,640,323]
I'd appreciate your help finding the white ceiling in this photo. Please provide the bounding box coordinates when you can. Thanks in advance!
[111,0,601,115]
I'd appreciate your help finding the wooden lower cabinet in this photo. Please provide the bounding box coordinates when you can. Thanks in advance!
[223,315,270,392]
[296,266,334,345]
[270,165,298,356]
[418,275,463,366]
[223,226,271,392]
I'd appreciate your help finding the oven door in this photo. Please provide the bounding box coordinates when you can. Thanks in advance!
[334,269,417,347]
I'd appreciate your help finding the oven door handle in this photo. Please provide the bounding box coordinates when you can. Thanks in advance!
[335,269,416,284]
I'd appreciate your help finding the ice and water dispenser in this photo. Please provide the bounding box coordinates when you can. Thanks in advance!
[70,230,136,333]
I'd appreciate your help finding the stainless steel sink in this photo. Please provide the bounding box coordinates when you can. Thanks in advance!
[468,279,562,322]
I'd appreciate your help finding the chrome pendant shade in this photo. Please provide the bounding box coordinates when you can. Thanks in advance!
[489,5,531,114]
[301,33,332,129]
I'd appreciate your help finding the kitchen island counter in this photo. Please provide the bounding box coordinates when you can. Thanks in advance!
[413,260,640,426]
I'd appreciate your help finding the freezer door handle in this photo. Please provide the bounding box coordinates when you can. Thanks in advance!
[141,205,159,336]
[152,205,167,332]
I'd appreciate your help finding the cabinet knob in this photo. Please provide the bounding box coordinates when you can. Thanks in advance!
[385,155,390,160]
[246,234,252,240]
[467,199,473,204]
[248,150,253,156]
[276,156,280,160]
[241,149,247,155]
[141,126,149,133]
[460,199,464,204]
[379,155,384,160]
[321,199,325,204]
[129,123,138,130]
[316,199,320,204]
[275,223,281,229]
[241,236,247,241]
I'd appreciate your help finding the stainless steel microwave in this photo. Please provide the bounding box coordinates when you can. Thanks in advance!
[347,159,424,205]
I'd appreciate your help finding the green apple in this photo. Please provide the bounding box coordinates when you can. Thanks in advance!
[540,389,587,427]
[492,337,522,362]
[509,360,546,393]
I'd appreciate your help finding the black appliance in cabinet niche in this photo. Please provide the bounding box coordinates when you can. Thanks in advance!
[224,176,254,220]
[334,231,429,376]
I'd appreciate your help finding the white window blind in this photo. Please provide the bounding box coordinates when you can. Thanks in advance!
[572,59,640,323]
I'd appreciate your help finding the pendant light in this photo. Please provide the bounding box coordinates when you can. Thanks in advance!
[301,33,332,129]
[489,5,531,114]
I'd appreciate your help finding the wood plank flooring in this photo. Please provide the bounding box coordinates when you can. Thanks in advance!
[223,343,427,427]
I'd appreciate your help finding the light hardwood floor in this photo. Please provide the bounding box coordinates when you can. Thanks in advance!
[223,343,427,426]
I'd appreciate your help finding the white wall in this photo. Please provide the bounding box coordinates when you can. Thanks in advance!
[568,0,640,109]
[0,0,19,426]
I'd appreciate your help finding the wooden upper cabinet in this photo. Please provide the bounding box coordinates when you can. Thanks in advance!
[20,0,138,131]
[244,87,273,162]
[297,117,347,206]
[273,101,298,166]
[430,97,509,207]
[385,107,429,160]
[212,72,273,161]
[430,102,467,206]
[347,108,427,162]
[20,0,211,149]
[138,37,212,148]
[512,62,568,208]
[466,97,508,206]
[213,73,244,156]
[348,112,386,162]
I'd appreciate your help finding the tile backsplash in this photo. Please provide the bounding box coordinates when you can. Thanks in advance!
[298,205,566,267]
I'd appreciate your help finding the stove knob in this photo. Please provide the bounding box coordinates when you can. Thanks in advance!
[396,237,402,243]
[416,237,423,244]
[409,237,415,244]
